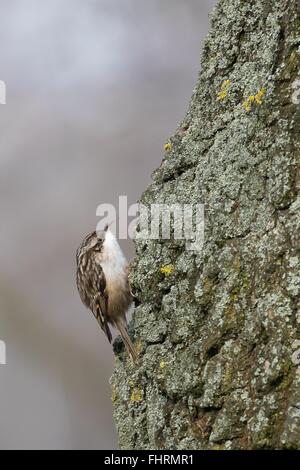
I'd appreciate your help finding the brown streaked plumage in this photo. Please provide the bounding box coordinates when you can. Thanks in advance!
[76,227,137,363]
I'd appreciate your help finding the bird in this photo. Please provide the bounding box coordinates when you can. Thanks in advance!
[76,225,138,363]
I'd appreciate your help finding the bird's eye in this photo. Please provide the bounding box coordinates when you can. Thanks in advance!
[95,238,103,249]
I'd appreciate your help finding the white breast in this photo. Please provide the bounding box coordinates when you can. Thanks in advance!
[98,230,130,318]
[101,230,128,275]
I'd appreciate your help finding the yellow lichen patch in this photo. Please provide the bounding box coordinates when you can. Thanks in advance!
[211,444,226,450]
[111,385,117,403]
[217,90,228,101]
[130,388,143,402]
[243,95,256,112]
[243,88,266,112]
[255,87,266,105]
[135,339,142,355]
[159,360,167,369]
[160,264,174,275]
[217,79,231,101]
[164,142,172,152]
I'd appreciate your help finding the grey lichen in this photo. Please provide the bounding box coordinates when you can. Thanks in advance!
[112,0,300,449]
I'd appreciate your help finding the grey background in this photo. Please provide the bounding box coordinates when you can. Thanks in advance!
[0,0,217,450]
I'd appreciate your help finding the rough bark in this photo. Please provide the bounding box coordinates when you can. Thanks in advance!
[111,0,300,450]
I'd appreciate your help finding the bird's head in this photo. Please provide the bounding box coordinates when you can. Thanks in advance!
[76,224,110,261]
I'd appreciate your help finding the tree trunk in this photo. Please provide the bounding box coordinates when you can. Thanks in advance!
[111,0,300,450]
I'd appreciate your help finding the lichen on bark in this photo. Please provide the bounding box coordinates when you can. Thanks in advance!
[111,0,300,450]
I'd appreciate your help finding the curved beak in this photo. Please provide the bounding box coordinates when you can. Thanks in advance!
[104,221,113,232]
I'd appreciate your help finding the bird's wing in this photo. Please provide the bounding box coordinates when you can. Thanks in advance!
[92,264,112,343]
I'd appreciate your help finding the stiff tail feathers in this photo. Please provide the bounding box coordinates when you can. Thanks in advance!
[115,320,138,364]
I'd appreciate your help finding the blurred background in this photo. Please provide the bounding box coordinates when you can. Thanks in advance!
[0,0,217,450]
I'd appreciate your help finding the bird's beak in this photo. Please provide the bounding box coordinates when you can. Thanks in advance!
[104,221,113,232]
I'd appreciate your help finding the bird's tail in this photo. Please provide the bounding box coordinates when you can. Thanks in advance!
[115,319,138,364]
